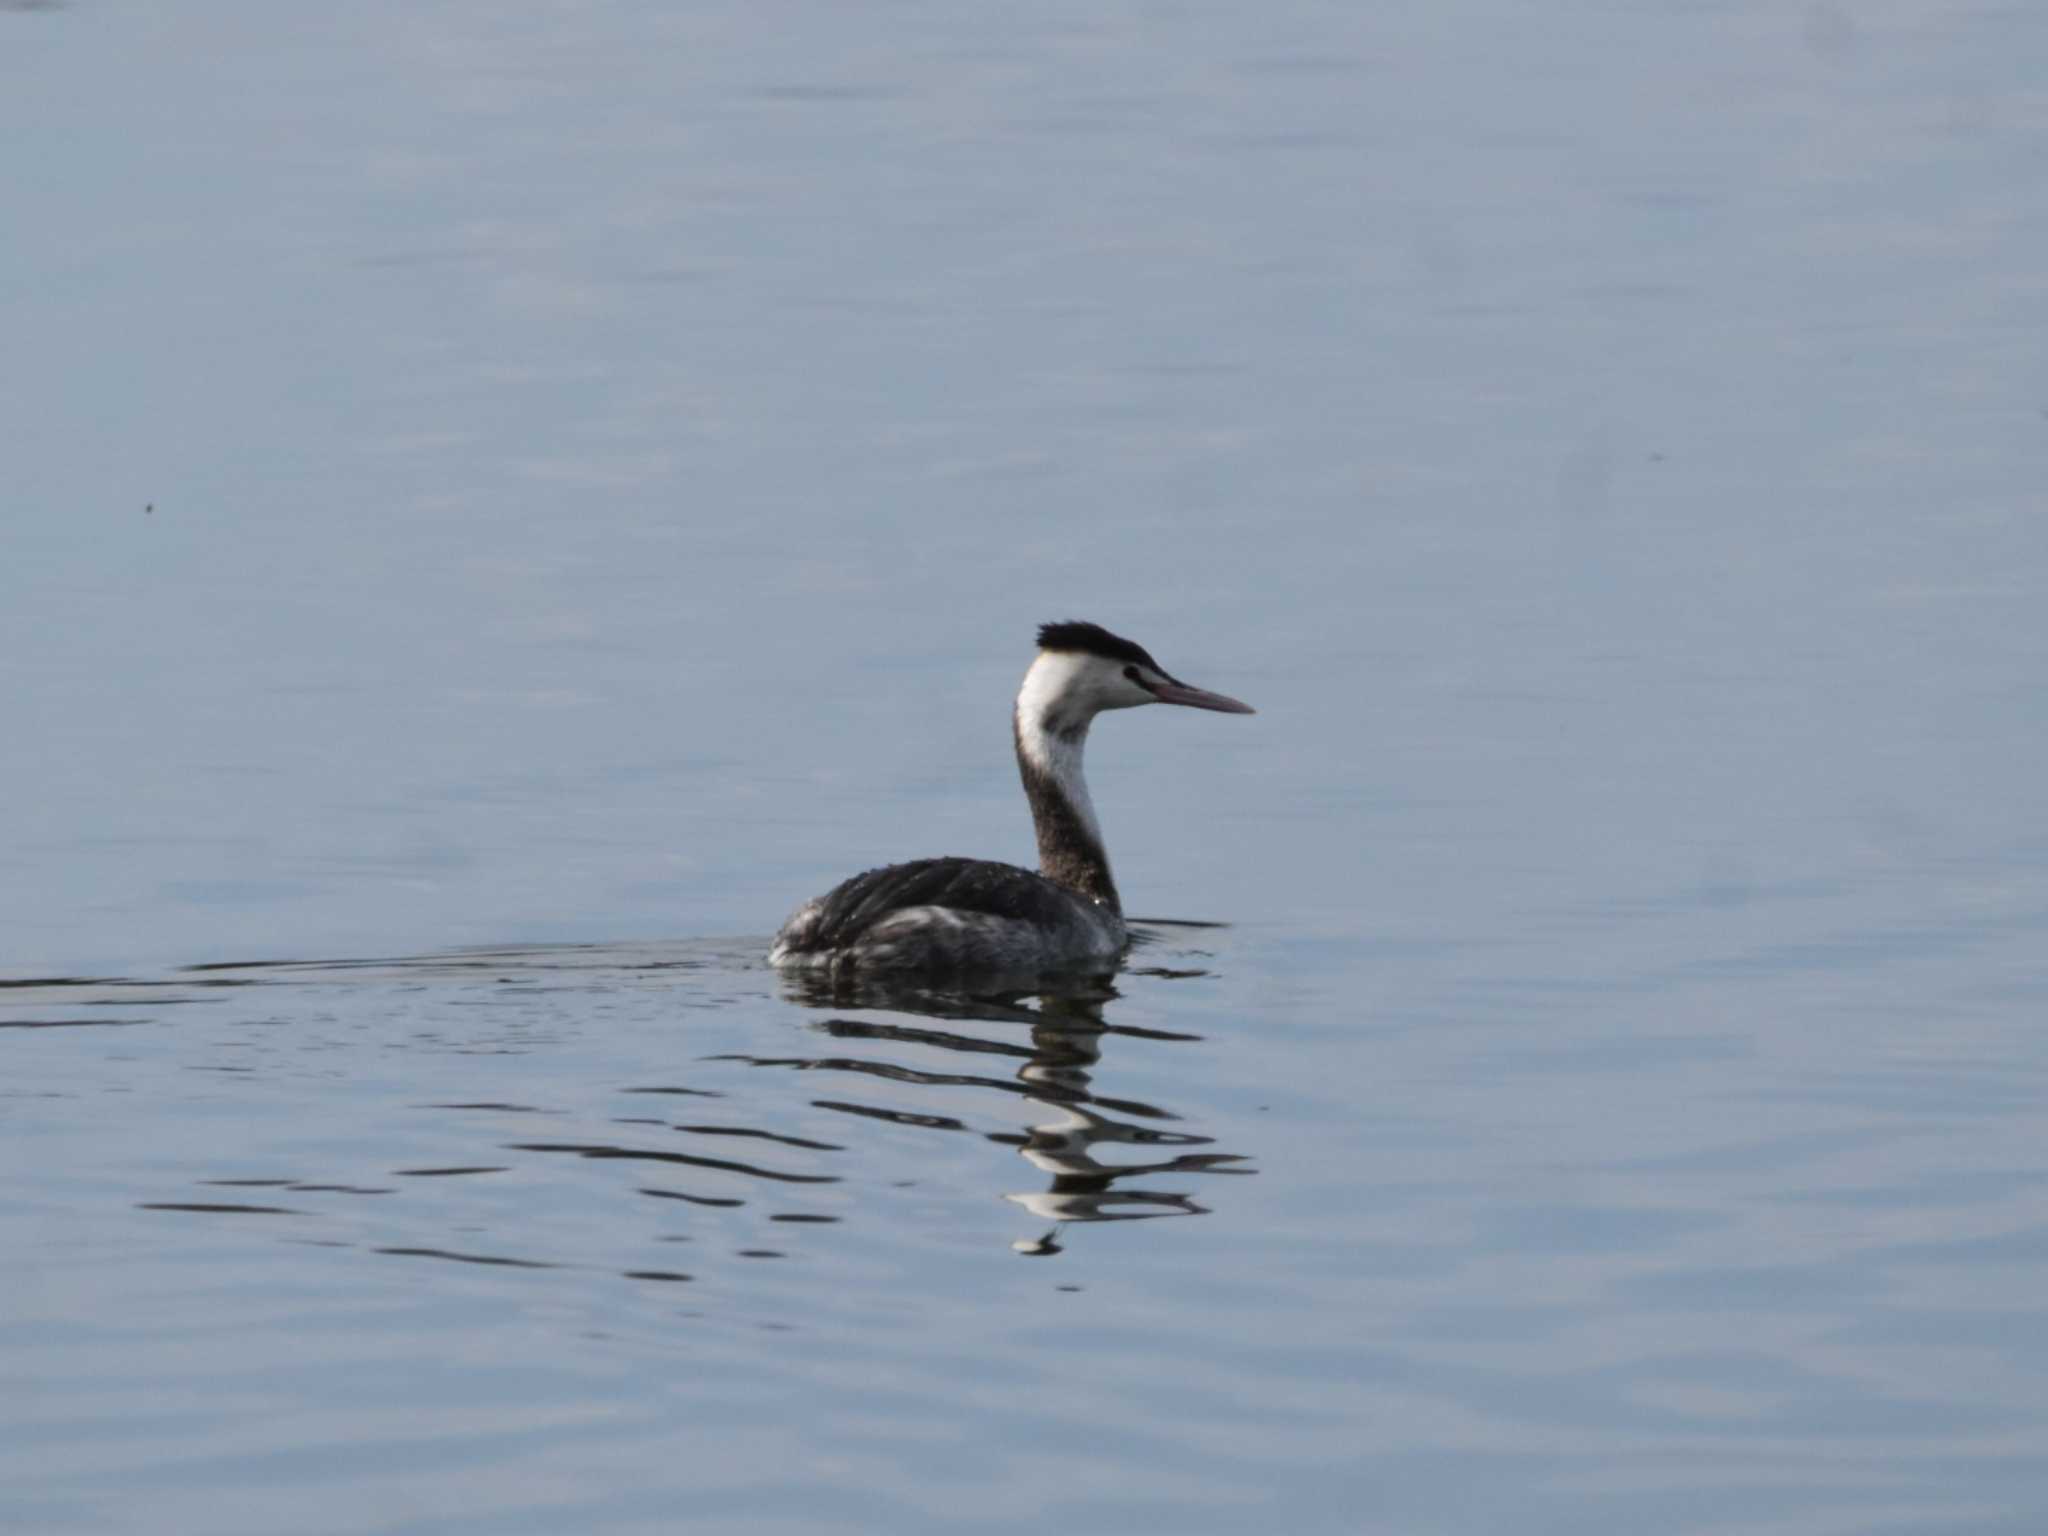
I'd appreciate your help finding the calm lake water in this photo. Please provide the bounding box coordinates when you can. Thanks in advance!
[6,0,2048,1531]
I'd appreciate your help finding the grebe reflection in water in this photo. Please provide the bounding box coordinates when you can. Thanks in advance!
[766,968,1254,1252]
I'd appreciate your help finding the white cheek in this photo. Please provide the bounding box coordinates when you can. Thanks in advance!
[1106,674,1157,711]
[1016,653,1088,722]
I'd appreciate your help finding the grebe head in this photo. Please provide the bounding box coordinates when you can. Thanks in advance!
[1020,621,1256,733]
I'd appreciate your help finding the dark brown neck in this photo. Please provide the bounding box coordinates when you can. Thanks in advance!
[1013,713,1120,915]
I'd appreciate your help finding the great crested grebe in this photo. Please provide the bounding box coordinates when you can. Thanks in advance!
[769,621,1255,973]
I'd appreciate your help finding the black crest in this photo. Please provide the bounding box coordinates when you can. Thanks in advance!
[1035,620,1161,671]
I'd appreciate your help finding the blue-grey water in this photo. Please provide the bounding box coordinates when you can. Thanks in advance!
[6,1,2048,1531]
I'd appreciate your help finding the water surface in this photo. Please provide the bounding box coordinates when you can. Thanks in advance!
[6,0,2048,1530]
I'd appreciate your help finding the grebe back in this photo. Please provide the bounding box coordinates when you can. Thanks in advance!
[768,621,1254,974]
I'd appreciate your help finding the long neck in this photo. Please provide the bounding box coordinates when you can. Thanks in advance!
[1013,700,1120,914]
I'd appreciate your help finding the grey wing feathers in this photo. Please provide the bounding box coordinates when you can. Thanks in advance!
[785,857,1080,951]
